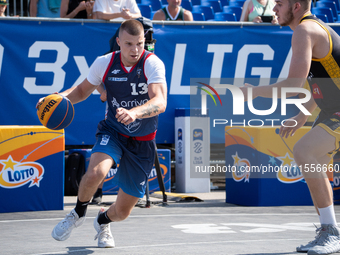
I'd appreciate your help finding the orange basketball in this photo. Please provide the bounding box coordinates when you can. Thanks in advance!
[37,94,74,130]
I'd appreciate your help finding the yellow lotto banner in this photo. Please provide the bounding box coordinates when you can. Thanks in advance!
[0,126,64,213]
[224,126,315,206]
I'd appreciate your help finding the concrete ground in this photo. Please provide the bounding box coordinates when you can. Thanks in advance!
[0,190,337,255]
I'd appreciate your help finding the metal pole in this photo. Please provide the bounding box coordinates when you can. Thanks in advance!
[13,0,16,16]
[20,0,23,16]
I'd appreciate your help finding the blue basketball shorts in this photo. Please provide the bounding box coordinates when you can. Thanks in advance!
[91,127,156,198]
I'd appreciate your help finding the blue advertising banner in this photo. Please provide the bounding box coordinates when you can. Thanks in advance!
[1,19,338,145]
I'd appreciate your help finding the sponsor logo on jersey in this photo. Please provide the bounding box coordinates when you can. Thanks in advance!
[111,69,120,74]
[120,98,149,108]
[111,97,120,108]
[137,68,142,78]
[108,77,128,82]
[312,83,323,99]
[124,120,142,133]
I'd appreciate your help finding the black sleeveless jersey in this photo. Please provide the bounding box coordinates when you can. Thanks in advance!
[101,50,158,136]
[301,15,340,114]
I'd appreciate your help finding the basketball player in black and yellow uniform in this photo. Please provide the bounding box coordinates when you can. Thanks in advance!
[152,0,193,21]
[304,14,340,159]
[239,0,340,254]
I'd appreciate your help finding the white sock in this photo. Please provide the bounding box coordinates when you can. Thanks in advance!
[319,204,337,226]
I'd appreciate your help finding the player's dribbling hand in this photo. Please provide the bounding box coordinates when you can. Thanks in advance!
[116,108,137,125]
[36,98,44,109]
[36,92,58,109]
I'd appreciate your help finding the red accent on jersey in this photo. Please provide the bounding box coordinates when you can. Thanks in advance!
[102,52,116,84]
[312,83,323,99]
[119,130,157,141]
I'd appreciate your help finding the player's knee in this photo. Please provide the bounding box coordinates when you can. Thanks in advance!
[83,168,105,186]
[293,145,303,164]
[293,141,309,165]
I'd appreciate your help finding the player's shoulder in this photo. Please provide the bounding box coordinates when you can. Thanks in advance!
[96,52,114,61]
[145,52,163,62]
[295,19,329,43]
[92,52,114,69]
[297,18,324,34]
[144,52,165,69]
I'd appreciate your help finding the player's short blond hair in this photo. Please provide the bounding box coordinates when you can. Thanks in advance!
[119,19,144,37]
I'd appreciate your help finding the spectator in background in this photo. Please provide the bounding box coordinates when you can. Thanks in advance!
[0,0,8,17]
[93,0,141,21]
[30,0,61,17]
[60,0,95,18]
[152,0,193,21]
[240,0,277,23]
[9,0,29,16]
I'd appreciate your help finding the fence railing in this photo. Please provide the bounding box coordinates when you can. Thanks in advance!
[6,0,29,17]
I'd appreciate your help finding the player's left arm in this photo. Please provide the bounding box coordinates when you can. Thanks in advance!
[115,82,167,125]
[137,82,168,118]
[59,78,98,104]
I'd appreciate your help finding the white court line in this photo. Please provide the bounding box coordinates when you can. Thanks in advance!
[32,238,304,255]
[0,213,328,223]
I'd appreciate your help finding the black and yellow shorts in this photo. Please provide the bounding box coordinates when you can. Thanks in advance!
[314,112,340,157]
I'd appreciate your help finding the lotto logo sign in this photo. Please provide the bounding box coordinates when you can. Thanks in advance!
[0,126,65,213]
[0,156,44,188]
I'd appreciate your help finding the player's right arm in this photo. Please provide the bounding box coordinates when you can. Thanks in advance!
[60,54,109,104]
[59,79,98,104]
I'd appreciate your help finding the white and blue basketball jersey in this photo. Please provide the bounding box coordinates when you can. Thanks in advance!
[101,50,158,137]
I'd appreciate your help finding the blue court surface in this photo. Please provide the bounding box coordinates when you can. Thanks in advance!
[0,191,338,255]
